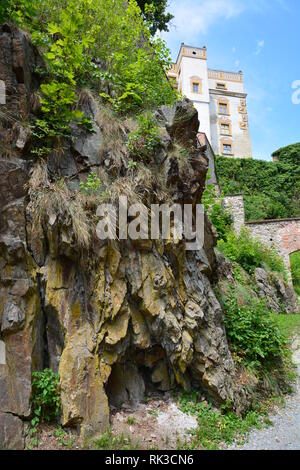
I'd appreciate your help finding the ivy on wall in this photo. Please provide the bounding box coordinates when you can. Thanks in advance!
[215,143,300,221]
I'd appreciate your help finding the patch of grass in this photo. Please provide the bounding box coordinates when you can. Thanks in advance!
[126,416,136,425]
[28,161,91,250]
[177,390,264,450]
[148,409,159,417]
[290,251,300,296]
[270,314,300,339]
[53,426,74,449]
[89,428,139,450]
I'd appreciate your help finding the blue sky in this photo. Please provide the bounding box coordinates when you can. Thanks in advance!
[161,0,300,160]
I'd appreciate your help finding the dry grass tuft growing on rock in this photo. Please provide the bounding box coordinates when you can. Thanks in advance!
[28,161,91,250]
[96,102,133,162]
[93,162,171,208]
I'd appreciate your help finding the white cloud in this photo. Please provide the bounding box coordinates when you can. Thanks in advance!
[163,0,245,42]
[255,39,265,55]
[161,0,290,46]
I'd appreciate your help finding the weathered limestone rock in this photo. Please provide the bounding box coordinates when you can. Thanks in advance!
[0,412,24,449]
[157,98,199,145]
[59,326,109,439]
[1,302,25,334]
[0,27,251,447]
[217,255,299,315]
[254,268,299,314]
[0,26,41,448]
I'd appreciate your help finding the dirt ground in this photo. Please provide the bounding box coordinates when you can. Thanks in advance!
[28,393,198,450]
[110,393,198,449]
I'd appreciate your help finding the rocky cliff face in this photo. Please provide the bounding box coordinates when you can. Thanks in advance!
[0,25,285,448]
[254,268,299,314]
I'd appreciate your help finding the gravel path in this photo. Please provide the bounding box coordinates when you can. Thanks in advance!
[230,337,300,450]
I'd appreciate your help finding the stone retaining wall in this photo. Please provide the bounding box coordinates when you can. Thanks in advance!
[223,195,300,272]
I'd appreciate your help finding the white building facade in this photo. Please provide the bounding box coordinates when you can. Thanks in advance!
[168,44,252,158]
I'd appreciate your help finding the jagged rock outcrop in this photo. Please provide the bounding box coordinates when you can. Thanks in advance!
[0,26,250,448]
[0,25,42,449]
[254,268,299,314]
[0,412,24,449]
[216,254,299,315]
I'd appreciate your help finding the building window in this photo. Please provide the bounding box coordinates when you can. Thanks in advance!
[219,102,228,115]
[216,82,226,90]
[190,76,202,94]
[220,123,231,135]
[223,144,232,155]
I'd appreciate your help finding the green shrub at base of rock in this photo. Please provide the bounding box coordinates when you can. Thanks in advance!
[177,390,264,450]
[28,369,60,447]
[216,256,297,404]
[31,369,60,423]
[221,288,284,367]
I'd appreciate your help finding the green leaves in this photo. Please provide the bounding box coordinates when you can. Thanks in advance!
[47,23,60,35]
[178,389,262,450]
[80,172,102,195]
[29,368,60,447]
[127,112,161,161]
[290,251,300,296]
[137,0,174,35]
[216,146,300,221]
[202,180,232,241]
[222,289,284,365]
[9,0,176,154]
[218,228,287,277]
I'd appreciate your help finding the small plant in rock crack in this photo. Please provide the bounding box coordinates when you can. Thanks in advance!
[127,112,161,161]
[29,369,60,447]
[79,172,102,195]
[128,159,137,171]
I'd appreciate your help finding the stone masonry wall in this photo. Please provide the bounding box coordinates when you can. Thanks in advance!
[223,195,300,272]
[222,195,245,234]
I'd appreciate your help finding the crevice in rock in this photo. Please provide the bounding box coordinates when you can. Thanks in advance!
[33,271,65,373]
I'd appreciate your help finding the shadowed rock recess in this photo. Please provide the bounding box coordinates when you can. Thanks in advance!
[0,26,251,448]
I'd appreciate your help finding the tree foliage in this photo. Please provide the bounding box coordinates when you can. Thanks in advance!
[136,0,173,35]
[215,143,300,221]
[2,0,176,152]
